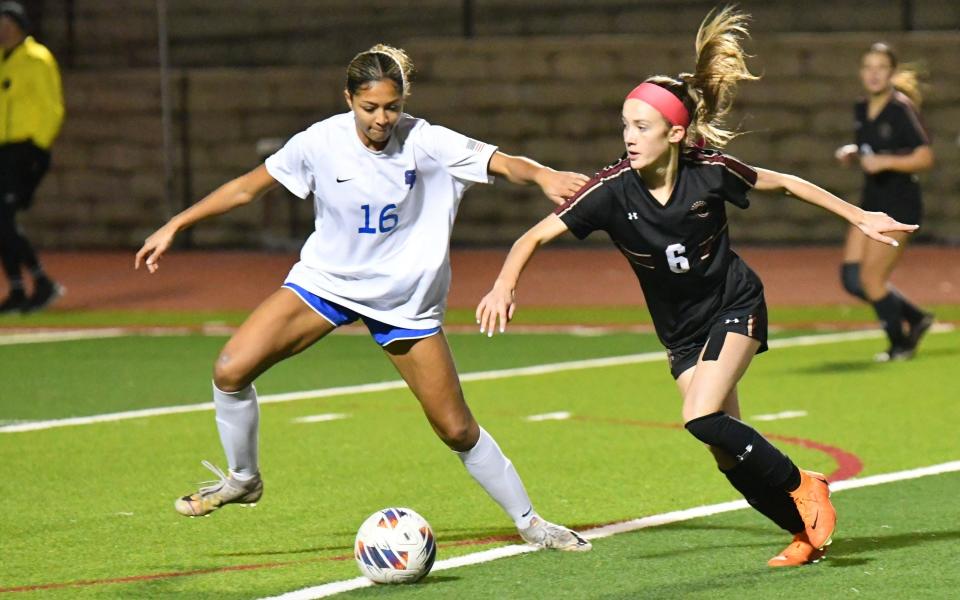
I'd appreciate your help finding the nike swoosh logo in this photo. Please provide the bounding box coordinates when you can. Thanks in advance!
[336,177,352,183]
[521,506,534,518]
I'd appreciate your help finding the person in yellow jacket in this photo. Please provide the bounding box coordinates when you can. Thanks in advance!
[0,1,64,314]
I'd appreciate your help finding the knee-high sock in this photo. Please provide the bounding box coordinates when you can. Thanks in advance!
[722,463,804,534]
[213,382,260,478]
[840,262,867,301]
[457,427,537,529]
[887,286,925,324]
[871,292,908,346]
[685,412,800,491]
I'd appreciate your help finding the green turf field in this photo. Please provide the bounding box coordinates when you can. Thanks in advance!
[1,316,958,599]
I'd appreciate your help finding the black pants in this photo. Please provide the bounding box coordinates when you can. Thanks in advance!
[0,141,51,285]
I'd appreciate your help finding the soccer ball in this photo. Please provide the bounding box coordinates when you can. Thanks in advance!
[354,507,437,584]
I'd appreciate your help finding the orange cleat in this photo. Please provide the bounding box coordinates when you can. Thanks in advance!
[767,532,827,567]
[788,469,836,549]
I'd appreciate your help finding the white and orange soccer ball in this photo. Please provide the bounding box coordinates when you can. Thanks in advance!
[354,507,437,584]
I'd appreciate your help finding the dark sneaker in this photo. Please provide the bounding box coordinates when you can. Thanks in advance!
[906,314,934,351]
[0,292,28,315]
[874,346,915,363]
[23,280,64,313]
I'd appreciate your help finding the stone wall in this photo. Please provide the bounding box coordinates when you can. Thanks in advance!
[25,30,960,248]
[37,1,960,69]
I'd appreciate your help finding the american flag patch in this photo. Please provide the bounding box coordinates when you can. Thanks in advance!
[466,139,486,153]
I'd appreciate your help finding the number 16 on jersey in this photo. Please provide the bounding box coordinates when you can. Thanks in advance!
[359,204,399,234]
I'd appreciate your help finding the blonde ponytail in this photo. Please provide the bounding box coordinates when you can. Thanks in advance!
[684,5,759,147]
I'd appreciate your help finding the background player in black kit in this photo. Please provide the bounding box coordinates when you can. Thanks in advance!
[477,7,918,568]
[835,42,935,362]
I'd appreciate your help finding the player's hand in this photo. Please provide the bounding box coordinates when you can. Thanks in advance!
[476,282,516,337]
[535,168,590,205]
[858,153,888,174]
[855,210,918,247]
[135,223,178,273]
[834,144,858,166]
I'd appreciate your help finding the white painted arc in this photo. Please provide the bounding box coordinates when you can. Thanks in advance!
[259,460,960,600]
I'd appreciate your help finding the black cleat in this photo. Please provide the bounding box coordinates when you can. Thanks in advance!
[0,291,28,315]
[905,314,934,351]
[874,346,915,363]
[23,280,65,313]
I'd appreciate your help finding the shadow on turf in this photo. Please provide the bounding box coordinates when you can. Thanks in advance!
[618,522,781,560]
[825,529,960,566]
[212,527,519,558]
[796,345,960,374]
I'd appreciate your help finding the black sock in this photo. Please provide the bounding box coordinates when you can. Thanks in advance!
[7,279,25,297]
[888,286,925,324]
[840,263,867,301]
[685,412,799,490]
[722,462,804,534]
[871,293,908,346]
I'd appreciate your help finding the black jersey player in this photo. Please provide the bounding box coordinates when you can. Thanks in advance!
[477,7,918,568]
[835,42,935,362]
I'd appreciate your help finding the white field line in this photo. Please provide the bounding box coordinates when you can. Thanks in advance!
[525,411,572,422]
[261,460,960,600]
[292,414,350,424]
[751,410,808,422]
[2,327,952,434]
[0,328,131,345]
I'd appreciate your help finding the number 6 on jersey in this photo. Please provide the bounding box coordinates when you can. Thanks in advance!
[665,243,690,273]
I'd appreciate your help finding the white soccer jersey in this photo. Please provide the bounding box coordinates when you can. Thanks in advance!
[265,111,497,329]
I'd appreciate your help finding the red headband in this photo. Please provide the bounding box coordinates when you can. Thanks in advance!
[625,82,690,128]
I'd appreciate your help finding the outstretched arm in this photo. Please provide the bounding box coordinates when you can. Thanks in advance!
[488,151,589,205]
[135,164,278,273]
[753,168,918,247]
[476,214,571,336]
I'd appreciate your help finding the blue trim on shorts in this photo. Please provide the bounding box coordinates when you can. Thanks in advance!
[282,282,440,347]
[282,282,359,326]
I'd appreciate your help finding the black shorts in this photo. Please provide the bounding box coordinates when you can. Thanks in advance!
[861,186,922,226]
[665,301,768,379]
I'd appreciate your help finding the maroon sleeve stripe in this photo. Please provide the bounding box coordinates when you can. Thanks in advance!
[689,150,758,187]
[554,158,630,216]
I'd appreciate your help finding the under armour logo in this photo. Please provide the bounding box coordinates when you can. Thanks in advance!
[725,318,740,324]
[627,212,638,220]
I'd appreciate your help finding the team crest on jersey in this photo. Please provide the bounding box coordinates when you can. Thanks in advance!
[878,122,893,140]
[689,199,710,218]
[405,170,417,189]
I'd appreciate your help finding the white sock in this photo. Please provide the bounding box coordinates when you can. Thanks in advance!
[457,427,539,529]
[212,382,260,479]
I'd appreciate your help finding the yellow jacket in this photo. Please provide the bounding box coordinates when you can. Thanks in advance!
[0,36,64,149]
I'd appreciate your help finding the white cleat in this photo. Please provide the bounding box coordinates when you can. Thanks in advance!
[174,460,263,517]
[519,516,592,552]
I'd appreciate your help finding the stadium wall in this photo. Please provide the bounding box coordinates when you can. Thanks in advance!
[27,28,960,247]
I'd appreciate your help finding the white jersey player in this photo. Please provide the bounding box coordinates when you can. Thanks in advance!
[135,44,592,551]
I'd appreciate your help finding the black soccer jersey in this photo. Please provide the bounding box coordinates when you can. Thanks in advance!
[555,148,764,349]
[854,91,930,217]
